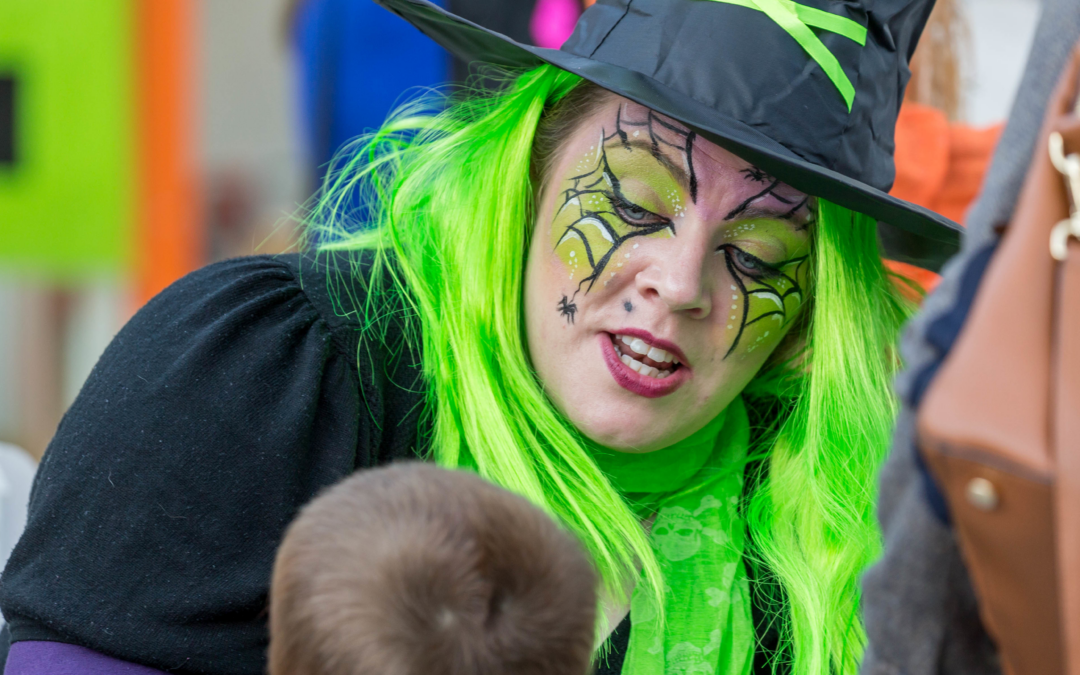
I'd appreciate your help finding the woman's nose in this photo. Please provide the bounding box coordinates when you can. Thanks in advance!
[634,239,713,319]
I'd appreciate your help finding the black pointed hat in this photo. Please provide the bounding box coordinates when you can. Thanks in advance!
[375,0,960,271]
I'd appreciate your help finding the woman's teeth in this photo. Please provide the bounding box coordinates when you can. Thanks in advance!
[613,334,680,379]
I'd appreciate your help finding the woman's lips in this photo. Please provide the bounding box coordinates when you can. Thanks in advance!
[598,333,690,399]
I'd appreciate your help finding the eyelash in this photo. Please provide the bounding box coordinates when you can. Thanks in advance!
[718,244,782,280]
[610,195,669,228]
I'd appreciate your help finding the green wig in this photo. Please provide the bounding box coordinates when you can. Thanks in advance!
[306,65,913,675]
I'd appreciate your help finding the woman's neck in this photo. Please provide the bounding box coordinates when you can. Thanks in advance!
[586,406,730,497]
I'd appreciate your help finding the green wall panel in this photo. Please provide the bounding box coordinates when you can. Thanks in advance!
[0,0,135,278]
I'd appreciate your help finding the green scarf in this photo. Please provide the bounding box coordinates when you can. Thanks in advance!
[589,397,754,675]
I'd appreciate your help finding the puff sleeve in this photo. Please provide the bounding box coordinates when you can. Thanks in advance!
[0,252,427,675]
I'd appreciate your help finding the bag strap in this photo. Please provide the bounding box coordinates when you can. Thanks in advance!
[1056,231,1080,675]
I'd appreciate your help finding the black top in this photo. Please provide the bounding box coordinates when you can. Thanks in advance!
[0,252,427,674]
[0,252,786,675]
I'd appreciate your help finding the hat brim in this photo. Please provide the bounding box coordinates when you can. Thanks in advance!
[376,0,963,272]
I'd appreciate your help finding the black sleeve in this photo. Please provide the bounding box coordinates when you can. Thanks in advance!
[0,252,427,675]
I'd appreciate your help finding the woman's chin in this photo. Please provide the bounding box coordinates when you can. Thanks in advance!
[544,351,716,453]
[563,385,731,453]
[570,410,679,454]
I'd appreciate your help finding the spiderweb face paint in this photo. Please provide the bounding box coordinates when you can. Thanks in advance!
[719,245,810,358]
[551,106,697,300]
[523,95,815,454]
[712,165,814,359]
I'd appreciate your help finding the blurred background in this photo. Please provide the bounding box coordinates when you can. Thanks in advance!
[0,0,1043,461]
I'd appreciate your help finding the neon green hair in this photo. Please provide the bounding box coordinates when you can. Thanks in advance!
[307,65,912,675]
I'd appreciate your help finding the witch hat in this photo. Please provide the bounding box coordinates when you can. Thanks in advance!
[375,0,960,271]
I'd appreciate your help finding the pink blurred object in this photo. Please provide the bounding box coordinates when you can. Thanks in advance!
[530,0,581,49]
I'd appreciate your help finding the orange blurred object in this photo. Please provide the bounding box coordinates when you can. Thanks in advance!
[885,101,1003,295]
[134,0,203,307]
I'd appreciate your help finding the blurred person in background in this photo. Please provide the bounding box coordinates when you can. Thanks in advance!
[289,0,450,190]
[0,443,33,588]
[0,441,35,669]
[289,0,537,196]
[886,0,1004,295]
[860,0,1080,673]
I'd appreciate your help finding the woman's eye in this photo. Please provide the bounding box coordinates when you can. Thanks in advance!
[612,198,666,227]
[722,245,779,279]
[734,249,758,271]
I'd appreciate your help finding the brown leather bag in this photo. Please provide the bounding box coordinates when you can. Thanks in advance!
[917,46,1080,675]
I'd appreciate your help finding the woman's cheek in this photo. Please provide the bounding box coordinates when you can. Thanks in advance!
[721,257,810,358]
[549,190,602,284]
[553,224,588,283]
[731,304,789,355]
[550,200,674,295]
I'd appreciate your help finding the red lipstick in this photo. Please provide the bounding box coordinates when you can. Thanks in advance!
[598,332,690,399]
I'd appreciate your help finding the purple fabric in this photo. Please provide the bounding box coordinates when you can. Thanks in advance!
[4,641,168,675]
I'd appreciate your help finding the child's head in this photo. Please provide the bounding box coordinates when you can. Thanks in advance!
[269,463,598,675]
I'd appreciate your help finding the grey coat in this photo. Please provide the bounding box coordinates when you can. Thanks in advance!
[859,2,1080,673]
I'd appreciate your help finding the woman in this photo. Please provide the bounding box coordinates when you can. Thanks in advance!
[0,0,960,674]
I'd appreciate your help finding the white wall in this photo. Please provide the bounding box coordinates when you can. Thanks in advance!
[199,0,307,249]
[962,0,1043,126]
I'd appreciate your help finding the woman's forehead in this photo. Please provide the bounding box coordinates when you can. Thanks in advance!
[565,96,813,223]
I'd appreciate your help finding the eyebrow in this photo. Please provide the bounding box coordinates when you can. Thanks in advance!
[614,139,692,196]
[728,203,812,231]
[608,137,811,228]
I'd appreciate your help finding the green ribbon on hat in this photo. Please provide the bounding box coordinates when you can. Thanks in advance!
[705,0,867,111]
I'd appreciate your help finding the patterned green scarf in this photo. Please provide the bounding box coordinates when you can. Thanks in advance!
[590,397,754,675]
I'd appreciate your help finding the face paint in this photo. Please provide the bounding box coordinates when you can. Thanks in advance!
[729,170,785,218]
[551,107,698,303]
[523,96,815,454]
[727,168,816,230]
[557,294,579,324]
[719,244,810,358]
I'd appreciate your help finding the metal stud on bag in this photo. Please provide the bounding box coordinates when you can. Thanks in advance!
[1048,131,1080,261]
[965,477,999,511]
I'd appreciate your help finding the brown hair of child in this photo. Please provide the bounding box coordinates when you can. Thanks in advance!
[269,463,598,675]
